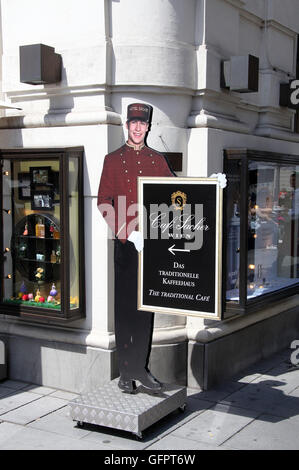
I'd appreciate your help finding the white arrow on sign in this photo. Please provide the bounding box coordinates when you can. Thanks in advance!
[168,244,191,256]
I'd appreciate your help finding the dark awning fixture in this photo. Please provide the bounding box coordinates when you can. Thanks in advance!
[19,44,62,85]
[161,152,183,172]
[280,80,299,109]
[221,54,259,93]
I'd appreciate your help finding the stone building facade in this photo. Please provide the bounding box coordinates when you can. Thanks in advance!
[0,0,298,391]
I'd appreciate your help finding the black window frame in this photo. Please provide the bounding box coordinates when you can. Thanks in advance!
[0,147,85,323]
[223,148,299,317]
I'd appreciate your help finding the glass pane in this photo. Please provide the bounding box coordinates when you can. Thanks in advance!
[226,160,241,301]
[247,161,299,299]
[69,157,80,309]
[2,159,61,311]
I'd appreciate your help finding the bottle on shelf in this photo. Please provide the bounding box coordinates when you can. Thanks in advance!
[35,217,45,238]
[23,223,28,236]
[50,223,54,237]
[50,250,57,263]
[56,246,61,263]
[50,221,59,239]
[18,241,27,258]
[53,227,60,239]
[50,283,58,297]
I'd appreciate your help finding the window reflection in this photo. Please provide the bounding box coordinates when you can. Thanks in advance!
[226,159,299,302]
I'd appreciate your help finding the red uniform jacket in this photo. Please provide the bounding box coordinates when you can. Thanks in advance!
[98,143,174,241]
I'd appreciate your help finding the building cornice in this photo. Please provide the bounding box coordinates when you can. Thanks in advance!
[265,19,298,39]
[187,110,250,134]
[0,110,122,129]
[187,295,299,343]
[240,9,264,27]
[0,316,188,349]
[254,125,299,142]
[221,0,245,10]
[0,317,116,350]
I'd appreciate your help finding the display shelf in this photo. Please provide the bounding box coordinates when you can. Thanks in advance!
[14,258,60,264]
[0,147,85,321]
[16,235,60,240]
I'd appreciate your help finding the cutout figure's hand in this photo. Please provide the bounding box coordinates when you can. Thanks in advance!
[210,173,227,189]
[127,231,144,252]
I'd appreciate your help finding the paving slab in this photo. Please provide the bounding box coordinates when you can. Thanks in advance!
[22,385,56,396]
[264,395,299,420]
[49,390,79,401]
[287,385,299,399]
[233,372,263,384]
[0,390,43,415]
[0,386,15,399]
[0,396,67,425]
[136,395,214,441]
[0,422,24,444]
[0,347,298,450]
[0,380,29,391]
[220,381,299,419]
[0,425,117,450]
[171,403,259,446]
[28,406,92,439]
[81,423,151,450]
[249,363,299,394]
[224,413,299,450]
[187,380,246,402]
[146,434,221,450]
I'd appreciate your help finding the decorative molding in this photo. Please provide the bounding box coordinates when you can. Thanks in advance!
[152,326,187,345]
[237,100,261,113]
[240,9,264,28]
[5,84,108,101]
[0,318,116,350]
[0,316,187,350]
[187,110,250,134]
[5,83,195,113]
[222,0,246,10]
[111,84,194,96]
[0,110,122,129]
[194,88,241,104]
[265,19,298,39]
[254,125,299,142]
[187,295,299,343]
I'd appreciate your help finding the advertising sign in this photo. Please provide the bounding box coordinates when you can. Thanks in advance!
[138,177,223,319]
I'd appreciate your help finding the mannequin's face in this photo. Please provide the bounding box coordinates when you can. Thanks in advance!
[126,119,149,147]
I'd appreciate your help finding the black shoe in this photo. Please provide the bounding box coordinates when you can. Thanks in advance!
[118,378,137,394]
[135,369,162,391]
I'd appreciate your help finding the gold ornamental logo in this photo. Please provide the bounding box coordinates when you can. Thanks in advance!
[171,191,187,211]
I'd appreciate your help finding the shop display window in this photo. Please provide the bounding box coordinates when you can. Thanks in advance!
[0,147,85,322]
[224,149,299,315]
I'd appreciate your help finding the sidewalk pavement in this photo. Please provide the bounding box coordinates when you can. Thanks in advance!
[0,347,299,450]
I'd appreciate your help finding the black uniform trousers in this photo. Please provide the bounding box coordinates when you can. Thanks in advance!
[114,238,154,379]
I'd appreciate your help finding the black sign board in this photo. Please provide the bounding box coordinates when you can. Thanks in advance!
[138,177,223,319]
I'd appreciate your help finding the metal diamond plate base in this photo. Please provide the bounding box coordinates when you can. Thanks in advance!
[69,379,186,437]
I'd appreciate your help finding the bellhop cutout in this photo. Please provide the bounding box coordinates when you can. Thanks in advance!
[97,103,175,393]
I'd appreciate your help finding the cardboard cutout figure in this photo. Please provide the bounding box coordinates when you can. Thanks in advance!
[98,103,174,393]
